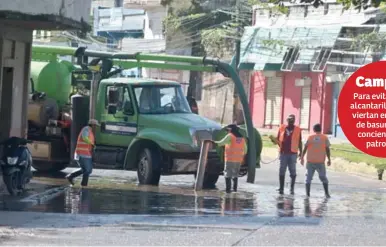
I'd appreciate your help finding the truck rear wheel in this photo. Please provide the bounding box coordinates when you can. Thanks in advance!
[32,161,68,173]
[137,148,161,185]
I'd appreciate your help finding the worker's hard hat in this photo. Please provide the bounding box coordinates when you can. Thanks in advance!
[225,124,237,131]
[88,119,101,126]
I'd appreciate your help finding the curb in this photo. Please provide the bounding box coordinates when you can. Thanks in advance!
[20,185,68,206]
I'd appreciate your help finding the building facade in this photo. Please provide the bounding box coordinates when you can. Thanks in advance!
[0,0,91,141]
[242,2,386,136]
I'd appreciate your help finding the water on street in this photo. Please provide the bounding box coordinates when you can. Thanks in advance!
[1,161,386,245]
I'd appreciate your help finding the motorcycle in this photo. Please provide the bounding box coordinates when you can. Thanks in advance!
[0,137,33,195]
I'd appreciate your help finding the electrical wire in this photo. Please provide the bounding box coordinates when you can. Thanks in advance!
[35,0,386,58]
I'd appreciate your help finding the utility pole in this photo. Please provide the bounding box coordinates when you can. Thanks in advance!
[232,0,242,124]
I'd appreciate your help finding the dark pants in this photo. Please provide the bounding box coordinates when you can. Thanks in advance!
[305,163,328,184]
[278,153,297,194]
[279,153,297,177]
[68,156,93,186]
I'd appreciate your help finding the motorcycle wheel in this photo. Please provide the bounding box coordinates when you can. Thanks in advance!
[18,168,31,191]
[3,172,19,196]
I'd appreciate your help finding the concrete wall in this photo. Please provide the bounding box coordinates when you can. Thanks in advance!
[0,0,92,27]
[0,24,32,140]
[120,6,166,52]
[145,6,167,39]
[198,72,234,124]
[198,70,250,125]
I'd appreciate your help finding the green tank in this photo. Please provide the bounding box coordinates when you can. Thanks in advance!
[213,125,262,168]
[30,60,73,108]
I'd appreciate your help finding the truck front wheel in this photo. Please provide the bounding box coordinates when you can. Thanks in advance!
[137,148,161,185]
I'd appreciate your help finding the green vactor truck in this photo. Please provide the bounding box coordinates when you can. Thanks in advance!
[27,45,262,187]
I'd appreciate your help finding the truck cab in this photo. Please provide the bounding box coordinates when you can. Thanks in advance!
[92,78,223,187]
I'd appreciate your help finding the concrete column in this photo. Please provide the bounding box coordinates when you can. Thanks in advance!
[21,42,32,138]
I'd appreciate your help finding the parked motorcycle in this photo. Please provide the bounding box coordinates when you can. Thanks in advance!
[0,137,33,195]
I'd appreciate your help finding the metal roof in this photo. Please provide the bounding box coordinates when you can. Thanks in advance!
[240,25,342,70]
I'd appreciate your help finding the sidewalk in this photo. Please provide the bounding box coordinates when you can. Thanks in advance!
[256,128,350,145]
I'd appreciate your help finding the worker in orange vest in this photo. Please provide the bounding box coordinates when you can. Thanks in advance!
[66,119,100,187]
[271,114,303,195]
[214,124,247,193]
[300,123,331,198]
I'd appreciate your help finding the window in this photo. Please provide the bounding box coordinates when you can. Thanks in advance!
[312,47,332,72]
[281,46,300,71]
[133,85,191,114]
[106,85,134,115]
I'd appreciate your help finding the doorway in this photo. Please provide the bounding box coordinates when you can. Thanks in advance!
[0,67,14,141]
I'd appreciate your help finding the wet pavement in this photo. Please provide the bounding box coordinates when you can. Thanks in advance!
[13,184,386,218]
[1,159,386,245]
[3,164,386,219]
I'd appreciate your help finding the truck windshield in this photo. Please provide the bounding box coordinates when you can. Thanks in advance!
[133,85,192,114]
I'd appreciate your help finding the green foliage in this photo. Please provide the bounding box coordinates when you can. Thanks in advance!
[337,0,386,10]
[201,28,234,57]
[351,32,386,52]
[248,0,289,14]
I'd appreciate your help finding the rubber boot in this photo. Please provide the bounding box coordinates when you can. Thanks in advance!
[225,178,232,193]
[233,178,238,192]
[278,175,285,195]
[323,183,330,198]
[305,183,311,197]
[81,175,89,187]
[66,169,83,186]
[290,175,296,195]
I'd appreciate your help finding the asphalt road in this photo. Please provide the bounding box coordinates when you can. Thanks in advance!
[1,158,386,246]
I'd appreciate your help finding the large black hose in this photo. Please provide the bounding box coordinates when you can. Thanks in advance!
[70,94,90,161]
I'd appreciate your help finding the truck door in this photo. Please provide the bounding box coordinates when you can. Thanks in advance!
[97,84,138,147]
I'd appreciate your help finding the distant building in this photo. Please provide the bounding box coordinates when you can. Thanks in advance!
[241,1,386,137]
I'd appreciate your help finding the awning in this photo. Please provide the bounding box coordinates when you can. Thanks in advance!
[240,25,341,71]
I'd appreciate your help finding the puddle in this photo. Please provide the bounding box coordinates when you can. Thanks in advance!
[23,187,259,216]
[9,185,386,219]
[5,171,386,219]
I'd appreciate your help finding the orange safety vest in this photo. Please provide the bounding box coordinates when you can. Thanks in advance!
[74,126,95,157]
[278,124,301,153]
[306,134,328,163]
[224,133,246,163]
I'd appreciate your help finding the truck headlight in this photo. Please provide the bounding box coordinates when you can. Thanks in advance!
[189,128,198,147]
[7,157,18,165]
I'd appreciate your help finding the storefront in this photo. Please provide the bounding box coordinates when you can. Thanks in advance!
[240,25,340,134]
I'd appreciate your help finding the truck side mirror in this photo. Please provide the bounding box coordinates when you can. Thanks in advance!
[107,104,117,114]
[108,87,120,105]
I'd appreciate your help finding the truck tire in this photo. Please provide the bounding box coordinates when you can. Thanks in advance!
[137,148,161,185]
[194,173,220,189]
[32,161,68,173]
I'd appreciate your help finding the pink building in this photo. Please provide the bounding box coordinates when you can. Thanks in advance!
[239,24,341,135]
[249,71,333,134]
